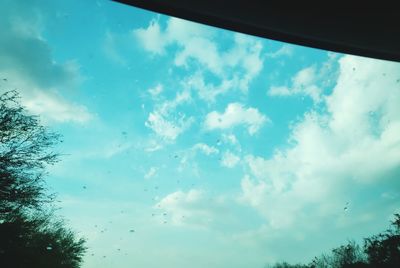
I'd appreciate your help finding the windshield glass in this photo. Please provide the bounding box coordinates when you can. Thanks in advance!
[1,1,399,268]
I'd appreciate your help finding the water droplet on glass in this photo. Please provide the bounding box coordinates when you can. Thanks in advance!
[0,219,5,224]
[46,246,53,251]
[344,202,349,211]
[82,186,87,189]
[129,229,135,233]
[353,67,356,71]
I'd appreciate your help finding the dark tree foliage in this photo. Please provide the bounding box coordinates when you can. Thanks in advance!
[267,262,309,268]
[363,213,400,268]
[309,241,366,268]
[269,214,400,268]
[0,211,86,268]
[0,90,60,213]
[0,91,86,268]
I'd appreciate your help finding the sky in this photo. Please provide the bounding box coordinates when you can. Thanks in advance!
[1,0,400,267]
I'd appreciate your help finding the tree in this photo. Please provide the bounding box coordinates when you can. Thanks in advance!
[309,241,367,268]
[364,213,400,267]
[267,214,400,268]
[269,261,309,268]
[0,90,86,267]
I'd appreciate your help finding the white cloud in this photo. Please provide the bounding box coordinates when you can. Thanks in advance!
[174,37,222,75]
[240,55,400,231]
[144,167,157,179]
[155,189,210,227]
[148,83,163,97]
[145,89,193,141]
[268,54,339,103]
[221,151,240,168]
[266,44,294,58]
[155,189,228,228]
[0,2,92,124]
[145,111,192,141]
[192,143,219,155]
[133,17,213,56]
[19,88,92,124]
[144,139,163,152]
[183,72,236,102]
[133,19,166,54]
[205,103,268,135]
[268,66,322,102]
[134,18,264,101]
[222,134,238,145]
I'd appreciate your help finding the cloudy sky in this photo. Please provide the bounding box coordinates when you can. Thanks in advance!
[1,0,400,267]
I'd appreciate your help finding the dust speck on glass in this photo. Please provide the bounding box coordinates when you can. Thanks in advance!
[0,0,399,268]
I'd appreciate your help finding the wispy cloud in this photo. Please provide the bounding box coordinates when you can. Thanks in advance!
[144,167,158,179]
[221,151,240,168]
[148,83,163,98]
[155,189,231,229]
[268,54,338,103]
[266,44,294,58]
[145,90,193,141]
[205,103,269,135]
[134,18,264,102]
[192,143,219,155]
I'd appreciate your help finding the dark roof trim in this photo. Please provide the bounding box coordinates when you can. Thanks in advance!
[114,1,400,62]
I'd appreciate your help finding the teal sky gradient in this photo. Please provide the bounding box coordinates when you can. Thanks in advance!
[1,1,400,267]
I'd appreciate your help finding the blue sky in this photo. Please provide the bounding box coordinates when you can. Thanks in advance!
[1,0,400,267]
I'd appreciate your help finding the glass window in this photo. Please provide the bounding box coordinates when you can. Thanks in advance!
[1,1,399,268]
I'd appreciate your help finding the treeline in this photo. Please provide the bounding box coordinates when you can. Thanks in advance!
[0,91,86,267]
[269,213,400,268]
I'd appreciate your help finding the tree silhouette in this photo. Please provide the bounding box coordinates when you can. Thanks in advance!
[364,213,400,267]
[0,91,86,267]
[309,241,367,268]
[269,214,400,268]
